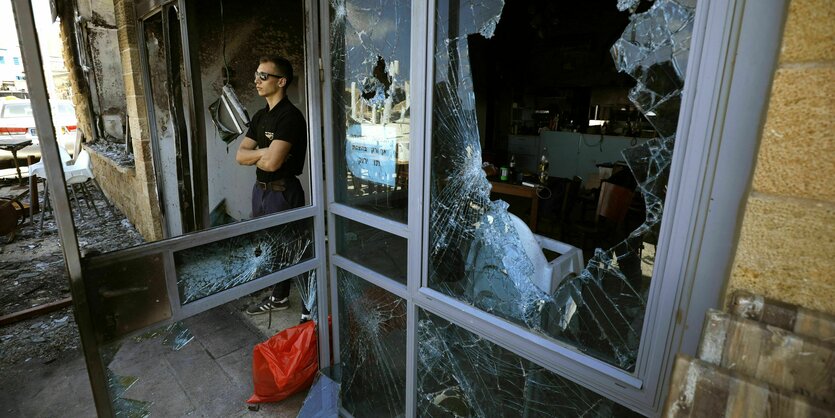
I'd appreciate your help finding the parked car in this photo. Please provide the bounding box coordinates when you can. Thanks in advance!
[0,99,78,163]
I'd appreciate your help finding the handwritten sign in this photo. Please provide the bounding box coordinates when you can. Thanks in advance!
[345,124,397,187]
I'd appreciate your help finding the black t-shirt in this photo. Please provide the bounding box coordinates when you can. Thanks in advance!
[245,97,307,183]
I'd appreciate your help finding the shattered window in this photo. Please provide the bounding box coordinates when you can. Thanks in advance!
[428,0,695,371]
[417,310,642,417]
[335,216,407,283]
[329,0,412,223]
[174,218,314,304]
[336,269,407,416]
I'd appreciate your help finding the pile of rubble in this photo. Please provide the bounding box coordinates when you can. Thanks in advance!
[0,180,143,369]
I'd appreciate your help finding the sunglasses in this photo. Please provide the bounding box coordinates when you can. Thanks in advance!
[255,71,284,81]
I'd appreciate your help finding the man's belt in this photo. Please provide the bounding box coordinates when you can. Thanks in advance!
[256,179,287,191]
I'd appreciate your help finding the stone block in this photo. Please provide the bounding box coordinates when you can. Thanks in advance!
[113,0,135,30]
[729,193,835,315]
[697,310,835,404]
[126,94,150,126]
[117,22,137,51]
[664,355,829,417]
[120,48,142,81]
[752,66,835,202]
[779,0,835,63]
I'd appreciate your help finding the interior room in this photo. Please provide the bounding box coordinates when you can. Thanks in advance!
[466,0,658,288]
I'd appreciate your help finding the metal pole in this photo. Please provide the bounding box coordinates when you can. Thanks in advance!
[10,1,114,416]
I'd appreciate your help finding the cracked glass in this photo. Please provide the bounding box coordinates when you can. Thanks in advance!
[174,218,314,304]
[418,310,642,417]
[329,0,412,223]
[428,0,696,371]
[336,268,407,416]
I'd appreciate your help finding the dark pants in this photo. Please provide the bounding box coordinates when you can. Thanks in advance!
[252,177,309,313]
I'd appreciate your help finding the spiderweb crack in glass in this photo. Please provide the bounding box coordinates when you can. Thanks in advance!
[429,0,695,371]
[337,269,407,415]
[331,0,412,222]
[175,222,313,304]
[417,311,639,417]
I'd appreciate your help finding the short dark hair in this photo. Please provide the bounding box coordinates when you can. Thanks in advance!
[260,55,294,88]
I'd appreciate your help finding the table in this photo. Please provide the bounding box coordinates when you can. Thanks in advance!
[0,138,33,184]
[489,180,539,232]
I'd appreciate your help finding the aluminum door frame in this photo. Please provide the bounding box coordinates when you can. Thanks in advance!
[10,0,329,416]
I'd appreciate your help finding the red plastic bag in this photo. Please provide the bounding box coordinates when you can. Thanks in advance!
[247,320,318,404]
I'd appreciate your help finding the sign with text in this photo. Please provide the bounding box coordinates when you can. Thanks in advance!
[345,125,397,187]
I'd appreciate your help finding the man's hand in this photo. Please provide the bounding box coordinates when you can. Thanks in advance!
[236,137,264,166]
[255,139,292,172]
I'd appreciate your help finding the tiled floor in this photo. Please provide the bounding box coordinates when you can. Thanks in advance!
[1,286,312,417]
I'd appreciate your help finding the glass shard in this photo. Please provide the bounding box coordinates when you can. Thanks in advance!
[133,322,194,351]
[429,0,695,371]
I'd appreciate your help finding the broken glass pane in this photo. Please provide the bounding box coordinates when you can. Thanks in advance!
[429,0,695,370]
[335,216,407,283]
[337,268,406,416]
[174,218,314,304]
[417,310,642,417]
[329,0,412,223]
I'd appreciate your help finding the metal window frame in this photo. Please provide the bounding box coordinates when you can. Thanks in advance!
[10,0,107,412]
[413,0,789,416]
[12,0,330,415]
[137,11,175,237]
[319,1,429,416]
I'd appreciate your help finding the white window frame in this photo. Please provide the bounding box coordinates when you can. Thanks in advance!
[319,0,787,416]
[409,0,790,415]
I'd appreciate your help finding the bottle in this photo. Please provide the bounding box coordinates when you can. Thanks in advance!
[509,154,516,175]
[537,148,549,185]
[500,166,509,181]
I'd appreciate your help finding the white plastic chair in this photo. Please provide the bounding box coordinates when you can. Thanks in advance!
[31,148,109,229]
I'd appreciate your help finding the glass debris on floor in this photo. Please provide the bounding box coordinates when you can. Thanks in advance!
[174,218,314,304]
[417,310,642,417]
[132,321,194,351]
[428,0,695,371]
[337,269,407,416]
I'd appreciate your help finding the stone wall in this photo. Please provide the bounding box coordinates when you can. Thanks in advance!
[726,0,835,314]
[57,0,95,142]
[85,146,149,238]
[56,0,162,241]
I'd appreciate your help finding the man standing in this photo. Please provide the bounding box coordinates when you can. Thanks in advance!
[236,56,310,321]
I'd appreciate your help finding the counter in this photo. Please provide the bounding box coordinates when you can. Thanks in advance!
[507,132,648,180]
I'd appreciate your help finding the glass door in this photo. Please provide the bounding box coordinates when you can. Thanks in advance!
[12,0,328,416]
[322,0,423,416]
[322,0,706,416]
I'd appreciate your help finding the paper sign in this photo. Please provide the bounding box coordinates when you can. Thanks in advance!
[345,125,397,187]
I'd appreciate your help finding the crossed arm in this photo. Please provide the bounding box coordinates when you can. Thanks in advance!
[236,137,292,172]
